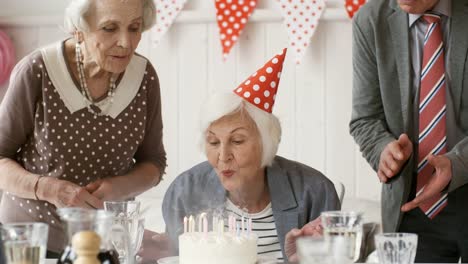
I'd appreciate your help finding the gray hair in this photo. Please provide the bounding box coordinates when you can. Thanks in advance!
[200,91,282,167]
[64,0,156,34]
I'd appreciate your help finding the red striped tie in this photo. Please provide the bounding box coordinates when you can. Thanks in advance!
[417,14,448,219]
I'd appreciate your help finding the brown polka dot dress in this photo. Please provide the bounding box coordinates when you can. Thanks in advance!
[0,41,166,253]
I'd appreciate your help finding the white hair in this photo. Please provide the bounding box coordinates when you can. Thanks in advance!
[64,0,156,34]
[200,92,282,167]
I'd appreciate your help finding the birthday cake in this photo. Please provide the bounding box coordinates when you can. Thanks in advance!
[179,231,257,264]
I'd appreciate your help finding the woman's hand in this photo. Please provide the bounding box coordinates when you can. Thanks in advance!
[285,217,323,262]
[38,177,103,209]
[85,178,119,202]
[138,230,173,263]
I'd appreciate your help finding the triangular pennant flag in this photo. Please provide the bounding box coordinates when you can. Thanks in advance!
[345,0,366,19]
[276,0,325,64]
[153,0,187,45]
[233,48,287,113]
[215,0,257,60]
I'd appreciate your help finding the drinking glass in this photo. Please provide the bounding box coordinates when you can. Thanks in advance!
[104,201,144,264]
[321,211,363,263]
[375,233,418,264]
[297,237,333,264]
[104,201,141,218]
[1,222,49,264]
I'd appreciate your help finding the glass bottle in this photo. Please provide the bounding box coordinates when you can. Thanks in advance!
[56,208,120,264]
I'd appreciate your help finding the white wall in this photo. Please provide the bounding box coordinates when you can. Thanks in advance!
[0,0,380,232]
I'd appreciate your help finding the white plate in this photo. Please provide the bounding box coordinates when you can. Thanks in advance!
[156,256,278,264]
[157,256,179,264]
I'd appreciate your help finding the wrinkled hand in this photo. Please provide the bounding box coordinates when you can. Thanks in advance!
[85,178,119,202]
[285,217,323,262]
[401,154,452,212]
[138,230,173,263]
[39,177,103,209]
[378,134,413,183]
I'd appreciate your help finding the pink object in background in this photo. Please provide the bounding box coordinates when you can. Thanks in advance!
[0,30,15,85]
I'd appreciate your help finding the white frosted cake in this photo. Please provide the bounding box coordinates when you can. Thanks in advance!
[179,232,257,264]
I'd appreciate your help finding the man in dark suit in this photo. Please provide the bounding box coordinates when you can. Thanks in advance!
[350,0,468,262]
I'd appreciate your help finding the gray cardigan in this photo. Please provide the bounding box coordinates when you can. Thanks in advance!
[162,155,340,259]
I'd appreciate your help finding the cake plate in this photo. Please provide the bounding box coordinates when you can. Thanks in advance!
[157,256,278,264]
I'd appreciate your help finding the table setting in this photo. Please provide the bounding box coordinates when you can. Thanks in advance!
[4,210,420,264]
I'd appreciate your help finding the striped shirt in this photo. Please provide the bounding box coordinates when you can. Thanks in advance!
[225,199,283,261]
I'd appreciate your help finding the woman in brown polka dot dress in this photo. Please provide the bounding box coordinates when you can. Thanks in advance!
[0,0,166,255]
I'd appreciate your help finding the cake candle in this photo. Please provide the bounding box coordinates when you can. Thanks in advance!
[198,218,202,232]
[241,215,245,234]
[231,216,236,235]
[203,217,208,234]
[213,215,218,232]
[183,216,188,233]
[218,218,224,234]
[189,215,195,233]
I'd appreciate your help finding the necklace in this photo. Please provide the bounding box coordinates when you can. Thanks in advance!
[75,42,117,116]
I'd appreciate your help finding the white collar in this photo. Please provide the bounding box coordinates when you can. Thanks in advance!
[408,0,451,27]
[40,41,147,118]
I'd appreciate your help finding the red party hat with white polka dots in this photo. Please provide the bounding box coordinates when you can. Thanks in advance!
[345,0,366,18]
[233,48,287,113]
[215,0,257,60]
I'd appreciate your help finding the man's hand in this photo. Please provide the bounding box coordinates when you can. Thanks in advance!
[138,230,173,263]
[378,134,413,182]
[285,217,322,262]
[401,154,452,212]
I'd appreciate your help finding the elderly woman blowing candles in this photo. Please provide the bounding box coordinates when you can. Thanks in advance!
[140,49,339,263]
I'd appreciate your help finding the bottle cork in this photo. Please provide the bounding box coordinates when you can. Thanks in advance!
[72,231,101,264]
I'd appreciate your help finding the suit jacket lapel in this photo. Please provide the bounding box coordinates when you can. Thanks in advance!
[266,161,298,257]
[449,0,468,117]
[387,1,411,132]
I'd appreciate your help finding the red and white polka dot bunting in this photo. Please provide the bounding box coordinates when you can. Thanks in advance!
[152,0,187,45]
[215,0,257,60]
[345,0,366,19]
[276,0,325,64]
[233,48,287,113]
